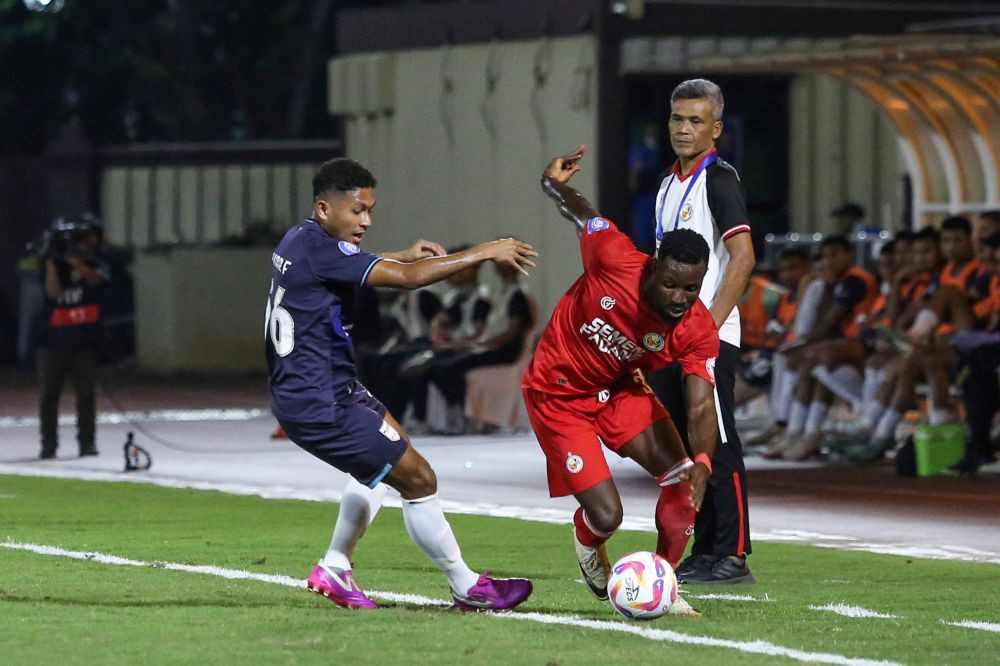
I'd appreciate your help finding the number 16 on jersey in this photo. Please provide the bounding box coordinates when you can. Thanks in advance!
[265,279,295,357]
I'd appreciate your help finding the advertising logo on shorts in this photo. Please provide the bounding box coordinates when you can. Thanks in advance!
[600,296,616,311]
[338,240,360,256]
[706,356,716,382]
[379,419,401,442]
[642,333,665,352]
[566,453,584,474]
[597,390,610,404]
[680,202,694,222]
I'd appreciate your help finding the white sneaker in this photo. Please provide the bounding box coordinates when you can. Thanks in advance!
[667,594,701,617]
[573,532,611,600]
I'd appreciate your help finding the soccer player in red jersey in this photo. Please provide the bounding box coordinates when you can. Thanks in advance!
[522,146,719,614]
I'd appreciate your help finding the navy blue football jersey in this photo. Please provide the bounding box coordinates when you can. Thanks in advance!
[266,219,382,422]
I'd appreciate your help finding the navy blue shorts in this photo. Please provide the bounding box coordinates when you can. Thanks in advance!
[278,382,408,488]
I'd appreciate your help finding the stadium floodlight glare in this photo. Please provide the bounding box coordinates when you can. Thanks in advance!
[24,0,64,12]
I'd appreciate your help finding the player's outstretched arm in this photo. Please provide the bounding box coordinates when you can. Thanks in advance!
[681,374,718,511]
[540,145,601,233]
[379,239,447,263]
[366,239,537,290]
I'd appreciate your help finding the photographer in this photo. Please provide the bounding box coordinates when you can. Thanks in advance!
[36,217,109,459]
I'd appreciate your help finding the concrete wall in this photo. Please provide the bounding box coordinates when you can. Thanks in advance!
[333,35,599,318]
[135,248,270,374]
[789,73,904,233]
[101,163,319,248]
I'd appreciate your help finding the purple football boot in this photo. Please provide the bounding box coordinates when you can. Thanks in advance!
[307,563,378,610]
[452,573,533,612]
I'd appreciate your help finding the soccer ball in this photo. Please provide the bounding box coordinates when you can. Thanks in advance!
[607,551,677,619]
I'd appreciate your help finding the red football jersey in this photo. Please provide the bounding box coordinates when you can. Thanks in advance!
[522,217,719,396]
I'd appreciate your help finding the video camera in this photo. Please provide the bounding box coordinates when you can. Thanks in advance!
[27,214,102,261]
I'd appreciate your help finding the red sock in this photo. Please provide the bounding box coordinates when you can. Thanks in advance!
[655,482,695,568]
[574,507,612,548]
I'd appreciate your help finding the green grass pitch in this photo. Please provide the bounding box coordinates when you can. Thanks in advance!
[1,474,997,665]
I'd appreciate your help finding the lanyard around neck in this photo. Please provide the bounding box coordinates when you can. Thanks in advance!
[655,153,717,244]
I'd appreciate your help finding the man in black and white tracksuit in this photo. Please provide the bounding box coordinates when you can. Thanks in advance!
[650,79,756,584]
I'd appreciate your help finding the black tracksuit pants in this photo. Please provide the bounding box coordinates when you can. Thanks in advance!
[649,341,752,557]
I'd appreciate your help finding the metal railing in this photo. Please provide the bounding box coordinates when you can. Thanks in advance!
[98,140,343,249]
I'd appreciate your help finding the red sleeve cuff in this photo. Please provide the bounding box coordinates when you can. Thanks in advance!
[721,224,751,241]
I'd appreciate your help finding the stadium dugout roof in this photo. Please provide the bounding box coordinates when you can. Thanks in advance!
[621,32,1000,219]
[335,0,1000,222]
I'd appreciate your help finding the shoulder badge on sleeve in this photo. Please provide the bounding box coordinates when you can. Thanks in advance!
[586,217,610,234]
[338,240,360,256]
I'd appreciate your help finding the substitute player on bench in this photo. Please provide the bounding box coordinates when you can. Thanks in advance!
[266,158,535,611]
[522,146,718,616]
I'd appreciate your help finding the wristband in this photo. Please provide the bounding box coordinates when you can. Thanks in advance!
[694,452,713,475]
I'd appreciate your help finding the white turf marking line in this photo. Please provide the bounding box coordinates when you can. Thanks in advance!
[0,408,270,429]
[1,540,904,666]
[942,620,1000,633]
[3,465,1000,566]
[809,604,899,619]
[0,540,442,608]
[686,592,772,602]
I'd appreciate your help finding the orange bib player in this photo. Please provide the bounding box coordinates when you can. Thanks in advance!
[522,146,719,615]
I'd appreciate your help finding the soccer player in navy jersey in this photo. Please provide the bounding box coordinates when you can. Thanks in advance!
[266,158,536,611]
[523,146,719,616]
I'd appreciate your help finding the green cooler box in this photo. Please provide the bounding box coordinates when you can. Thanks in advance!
[912,424,966,476]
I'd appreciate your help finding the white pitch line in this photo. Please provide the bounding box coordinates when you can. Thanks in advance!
[0,408,270,429]
[686,592,772,602]
[809,604,899,619]
[942,620,1000,633]
[0,539,904,666]
[3,464,1000,566]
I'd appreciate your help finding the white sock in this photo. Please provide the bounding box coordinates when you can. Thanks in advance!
[804,400,830,435]
[402,493,480,595]
[793,280,826,338]
[862,401,886,430]
[811,365,862,409]
[770,355,788,416]
[908,309,940,339]
[873,409,902,441]
[862,367,886,405]
[929,409,952,425]
[775,371,800,423]
[787,399,808,434]
[322,478,389,571]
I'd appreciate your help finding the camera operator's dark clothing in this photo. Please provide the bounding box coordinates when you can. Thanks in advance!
[38,348,98,455]
[38,262,106,352]
[37,260,107,457]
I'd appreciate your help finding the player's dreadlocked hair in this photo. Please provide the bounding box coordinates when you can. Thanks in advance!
[657,228,710,267]
[313,158,377,200]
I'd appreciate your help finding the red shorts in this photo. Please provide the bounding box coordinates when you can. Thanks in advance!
[523,375,670,497]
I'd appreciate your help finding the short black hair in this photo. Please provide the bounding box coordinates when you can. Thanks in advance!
[914,226,940,244]
[657,228,710,266]
[880,240,896,256]
[313,158,376,200]
[940,215,972,235]
[780,247,809,263]
[894,229,916,243]
[983,231,1000,250]
[979,210,1000,225]
[819,235,852,253]
[832,203,864,219]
